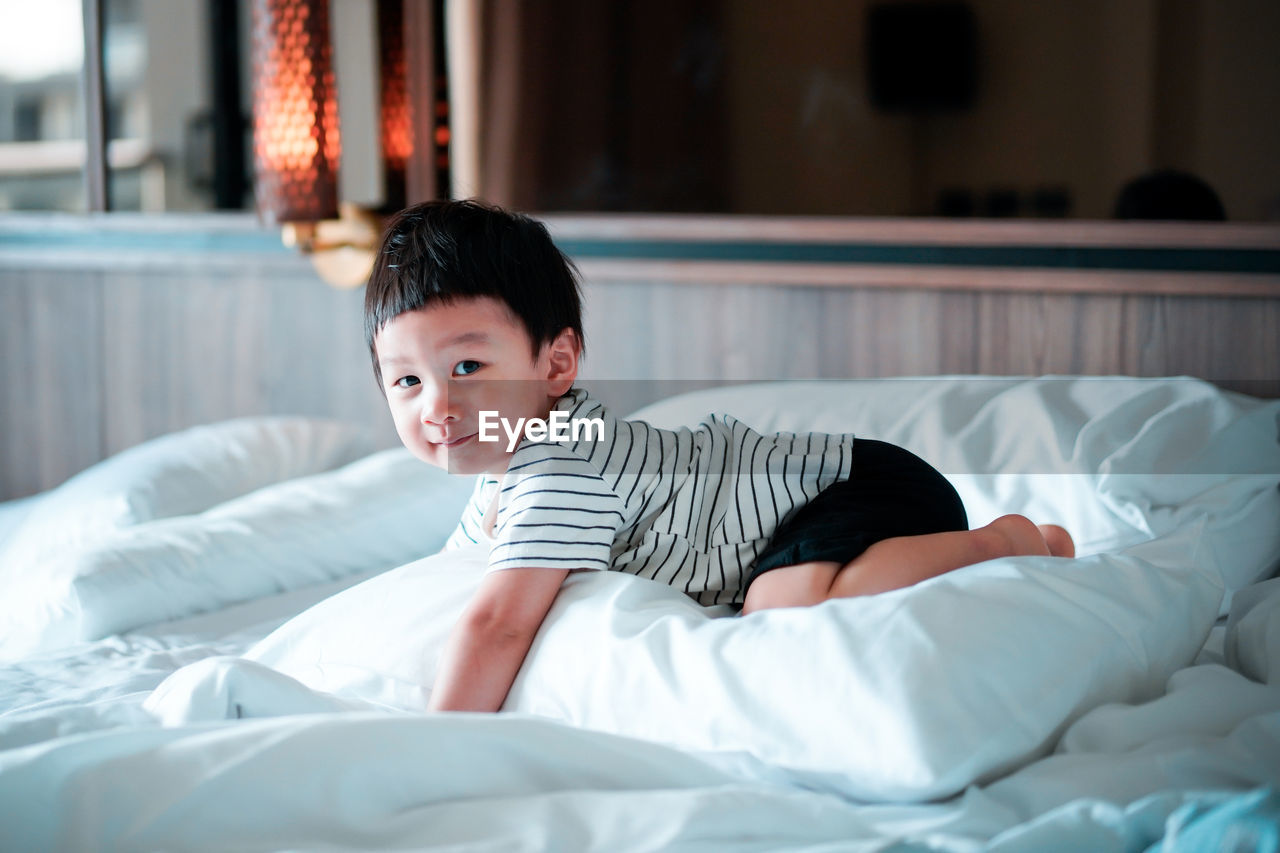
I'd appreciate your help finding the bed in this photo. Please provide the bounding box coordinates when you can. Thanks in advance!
[1,375,1278,851]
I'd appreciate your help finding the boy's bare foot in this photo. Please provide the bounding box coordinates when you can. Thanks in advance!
[1037,524,1075,558]
[987,514,1051,557]
[985,515,1076,560]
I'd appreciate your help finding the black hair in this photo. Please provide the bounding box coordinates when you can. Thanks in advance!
[1113,169,1227,221]
[363,199,585,387]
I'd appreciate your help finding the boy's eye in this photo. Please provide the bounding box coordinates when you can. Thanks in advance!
[453,360,482,377]
[394,375,420,389]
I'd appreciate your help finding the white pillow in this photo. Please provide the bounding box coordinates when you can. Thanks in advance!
[0,495,39,554]
[1226,576,1280,685]
[246,546,492,711]
[0,417,375,576]
[628,378,1280,600]
[244,519,1221,802]
[0,449,475,660]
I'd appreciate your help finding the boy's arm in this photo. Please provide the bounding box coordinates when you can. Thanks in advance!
[427,566,570,713]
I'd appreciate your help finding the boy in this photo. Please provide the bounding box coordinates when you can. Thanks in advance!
[364,200,1074,713]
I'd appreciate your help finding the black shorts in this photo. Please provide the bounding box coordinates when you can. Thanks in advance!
[745,438,969,590]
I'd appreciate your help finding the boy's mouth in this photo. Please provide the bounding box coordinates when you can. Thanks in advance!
[437,433,475,448]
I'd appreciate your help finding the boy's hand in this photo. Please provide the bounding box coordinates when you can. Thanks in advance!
[427,566,570,713]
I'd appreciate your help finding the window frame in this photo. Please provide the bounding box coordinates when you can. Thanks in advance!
[81,0,110,210]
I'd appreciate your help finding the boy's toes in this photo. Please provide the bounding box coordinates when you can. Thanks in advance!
[988,514,1051,557]
[1038,524,1075,558]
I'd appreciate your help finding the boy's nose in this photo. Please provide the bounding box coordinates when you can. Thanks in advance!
[418,383,454,425]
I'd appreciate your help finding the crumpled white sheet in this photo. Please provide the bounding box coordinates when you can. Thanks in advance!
[64,544,1268,852]
[0,569,382,750]
[2,551,1270,852]
[1,698,1277,852]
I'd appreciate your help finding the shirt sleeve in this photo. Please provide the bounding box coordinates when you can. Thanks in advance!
[487,442,624,571]
[442,475,494,551]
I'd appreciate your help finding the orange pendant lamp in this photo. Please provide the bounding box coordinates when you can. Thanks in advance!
[250,0,341,224]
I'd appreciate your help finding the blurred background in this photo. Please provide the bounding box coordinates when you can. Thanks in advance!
[2,0,1277,221]
[2,0,1278,501]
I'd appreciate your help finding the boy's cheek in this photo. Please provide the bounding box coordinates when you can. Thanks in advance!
[388,409,419,446]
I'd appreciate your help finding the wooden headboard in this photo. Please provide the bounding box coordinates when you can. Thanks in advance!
[2,213,1277,500]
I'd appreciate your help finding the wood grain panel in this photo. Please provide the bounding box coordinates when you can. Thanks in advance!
[3,221,1278,499]
[99,264,396,471]
[101,273,268,450]
[1,269,104,497]
[581,277,1277,400]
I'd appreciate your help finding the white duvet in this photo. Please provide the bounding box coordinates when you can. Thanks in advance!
[1,377,1278,852]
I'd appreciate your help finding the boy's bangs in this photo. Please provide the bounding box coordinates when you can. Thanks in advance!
[365,256,480,350]
[363,200,586,381]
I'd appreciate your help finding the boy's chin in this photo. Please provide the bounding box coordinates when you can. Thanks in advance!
[441,452,507,477]
[407,450,485,476]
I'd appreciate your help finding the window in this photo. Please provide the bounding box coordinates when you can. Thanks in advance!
[0,0,87,211]
[0,0,253,212]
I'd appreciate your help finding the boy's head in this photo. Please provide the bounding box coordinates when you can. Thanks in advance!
[364,200,586,474]
[364,199,585,388]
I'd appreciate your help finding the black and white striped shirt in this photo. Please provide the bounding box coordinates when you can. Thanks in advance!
[444,388,855,606]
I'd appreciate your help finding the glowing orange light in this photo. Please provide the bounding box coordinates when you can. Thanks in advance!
[251,0,341,223]
[377,1,411,170]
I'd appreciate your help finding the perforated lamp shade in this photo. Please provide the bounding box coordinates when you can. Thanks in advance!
[251,0,341,223]
[378,0,411,212]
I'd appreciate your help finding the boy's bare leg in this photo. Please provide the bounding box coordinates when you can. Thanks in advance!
[742,514,1073,614]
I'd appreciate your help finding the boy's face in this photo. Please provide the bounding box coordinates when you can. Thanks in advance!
[374,297,578,476]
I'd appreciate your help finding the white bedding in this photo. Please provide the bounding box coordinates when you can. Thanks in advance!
[2,377,1278,852]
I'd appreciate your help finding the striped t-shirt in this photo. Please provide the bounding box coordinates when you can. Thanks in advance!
[443,388,855,606]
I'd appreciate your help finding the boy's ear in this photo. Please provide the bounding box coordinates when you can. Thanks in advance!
[543,327,580,396]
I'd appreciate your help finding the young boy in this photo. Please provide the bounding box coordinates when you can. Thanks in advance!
[364,200,1074,713]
